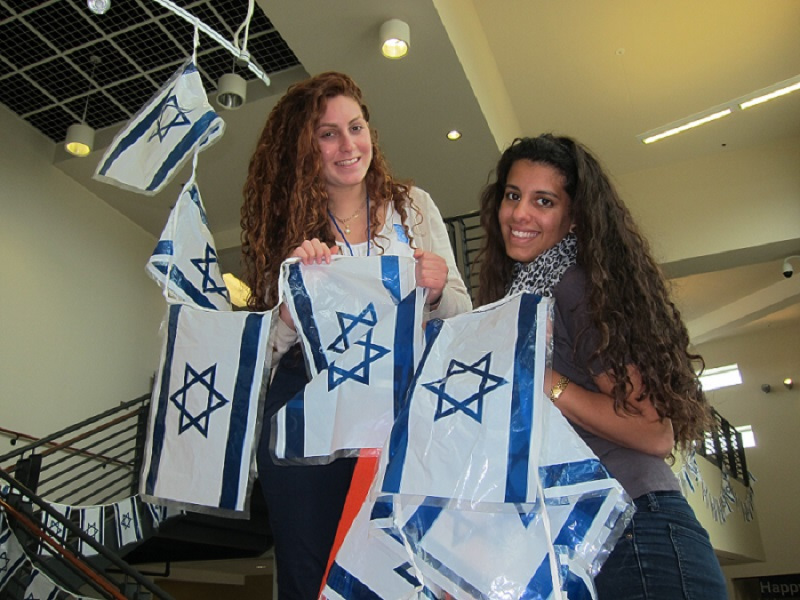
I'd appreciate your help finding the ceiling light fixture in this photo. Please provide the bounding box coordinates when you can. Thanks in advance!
[784,378,794,390]
[639,73,800,145]
[380,19,410,59]
[65,55,101,157]
[446,130,462,141]
[217,72,247,110]
[87,0,110,15]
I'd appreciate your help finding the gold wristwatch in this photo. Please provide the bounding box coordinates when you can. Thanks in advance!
[549,375,570,403]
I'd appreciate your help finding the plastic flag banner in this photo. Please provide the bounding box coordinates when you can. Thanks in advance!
[145,502,168,529]
[146,179,231,310]
[94,59,224,195]
[38,503,71,555]
[113,497,143,548]
[24,569,60,600]
[0,511,26,591]
[77,506,104,556]
[141,304,271,514]
[272,256,423,463]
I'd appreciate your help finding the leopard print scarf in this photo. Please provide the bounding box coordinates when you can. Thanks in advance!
[507,232,578,298]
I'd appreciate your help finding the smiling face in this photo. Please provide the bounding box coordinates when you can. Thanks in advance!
[498,159,574,263]
[316,94,373,193]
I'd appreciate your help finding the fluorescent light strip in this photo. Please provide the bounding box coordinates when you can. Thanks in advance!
[740,80,800,109]
[642,109,732,145]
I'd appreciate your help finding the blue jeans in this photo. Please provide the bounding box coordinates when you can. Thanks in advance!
[595,491,727,600]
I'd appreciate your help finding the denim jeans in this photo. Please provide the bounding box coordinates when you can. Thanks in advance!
[595,491,727,600]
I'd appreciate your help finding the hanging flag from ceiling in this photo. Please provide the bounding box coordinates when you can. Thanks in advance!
[141,304,271,515]
[93,59,224,195]
[146,178,231,311]
[0,511,26,592]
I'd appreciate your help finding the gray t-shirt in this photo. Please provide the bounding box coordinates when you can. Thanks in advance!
[551,265,679,499]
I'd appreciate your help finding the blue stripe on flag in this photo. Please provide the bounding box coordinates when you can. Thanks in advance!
[283,391,306,460]
[326,562,382,600]
[522,491,610,599]
[401,501,443,550]
[393,290,417,418]
[146,111,219,192]
[505,293,538,503]
[97,91,172,176]
[150,262,218,310]
[0,527,26,588]
[186,184,209,226]
[152,240,173,256]
[288,262,328,372]
[539,458,610,489]
[220,313,264,510]
[380,255,401,303]
[145,304,181,495]
[382,320,444,493]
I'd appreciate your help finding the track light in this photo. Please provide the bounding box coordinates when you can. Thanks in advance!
[65,55,100,157]
[380,19,410,59]
[782,256,799,279]
[785,378,794,390]
[217,72,246,110]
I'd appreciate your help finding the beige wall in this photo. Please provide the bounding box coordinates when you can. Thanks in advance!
[694,322,800,592]
[0,106,165,439]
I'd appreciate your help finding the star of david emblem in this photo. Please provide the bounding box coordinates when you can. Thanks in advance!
[0,551,9,573]
[327,329,390,390]
[327,303,378,354]
[393,562,420,587]
[148,93,192,143]
[326,303,390,390]
[86,522,99,540]
[190,244,230,300]
[170,363,230,437]
[24,593,38,600]
[423,353,508,423]
[49,520,64,538]
[121,513,133,530]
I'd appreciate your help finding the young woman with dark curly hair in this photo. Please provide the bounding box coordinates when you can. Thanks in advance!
[478,135,727,599]
[241,72,470,600]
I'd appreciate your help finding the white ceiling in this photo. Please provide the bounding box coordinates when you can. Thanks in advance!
[50,0,800,346]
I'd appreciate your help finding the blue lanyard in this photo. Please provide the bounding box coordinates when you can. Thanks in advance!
[328,195,370,256]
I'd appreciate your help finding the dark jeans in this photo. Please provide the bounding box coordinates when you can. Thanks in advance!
[595,491,728,600]
[257,346,356,600]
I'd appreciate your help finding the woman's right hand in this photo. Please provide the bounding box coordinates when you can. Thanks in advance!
[291,238,341,265]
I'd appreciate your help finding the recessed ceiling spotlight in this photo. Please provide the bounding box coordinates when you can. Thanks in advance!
[785,378,794,390]
[446,130,462,141]
[87,0,110,15]
[380,19,410,59]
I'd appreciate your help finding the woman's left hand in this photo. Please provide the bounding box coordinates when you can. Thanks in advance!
[413,248,448,308]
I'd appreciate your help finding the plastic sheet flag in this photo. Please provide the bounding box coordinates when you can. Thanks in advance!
[0,511,26,591]
[145,502,168,529]
[38,503,71,555]
[24,570,60,600]
[113,497,143,548]
[141,304,271,514]
[273,256,424,462]
[77,506,104,556]
[146,179,231,310]
[94,59,224,195]
[382,293,554,505]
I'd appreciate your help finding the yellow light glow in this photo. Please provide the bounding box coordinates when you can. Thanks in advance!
[642,109,732,145]
[223,273,251,308]
[446,130,462,141]
[739,81,800,109]
[382,39,408,59]
[65,141,91,157]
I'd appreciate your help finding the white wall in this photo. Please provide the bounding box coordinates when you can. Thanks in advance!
[0,107,165,439]
[695,322,800,587]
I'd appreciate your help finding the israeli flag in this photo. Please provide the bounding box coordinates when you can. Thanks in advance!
[141,304,271,513]
[382,293,553,505]
[146,179,231,311]
[0,512,26,592]
[113,497,143,548]
[39,502,71,555]
[145,502,168,529]
[94,59,224,195]
[77,505,104,556]
[24,570,60,600]
[272,256,423,462]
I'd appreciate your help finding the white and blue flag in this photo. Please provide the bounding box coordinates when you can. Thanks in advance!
[141,304,271,513]
[113,496,143,548]
[146,179,231,311]
[38,502,71,555]
[24,570,60,600]
[94,59,224,195]
[77,505,104,556]
[272,256,424,463]
[0,511,26,592]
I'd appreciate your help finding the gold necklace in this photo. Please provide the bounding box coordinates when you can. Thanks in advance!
[330,201,365,234]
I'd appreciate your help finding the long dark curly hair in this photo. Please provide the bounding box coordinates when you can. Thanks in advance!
[241,72,413,310]
[477,135,710,449]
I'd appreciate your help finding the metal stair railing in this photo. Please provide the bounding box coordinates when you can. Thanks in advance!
[443,210,482,301]
[697,407,750,486]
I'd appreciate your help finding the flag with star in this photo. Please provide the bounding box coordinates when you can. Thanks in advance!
[77,506,104,556]
[0,511,26,592]
[94,59,224,195]
[23,569,60,600]
[146,179,231,311]
[113,497,143,548]
[272,255,424,463]
[141,304,271,514]
[38,503,71,555]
